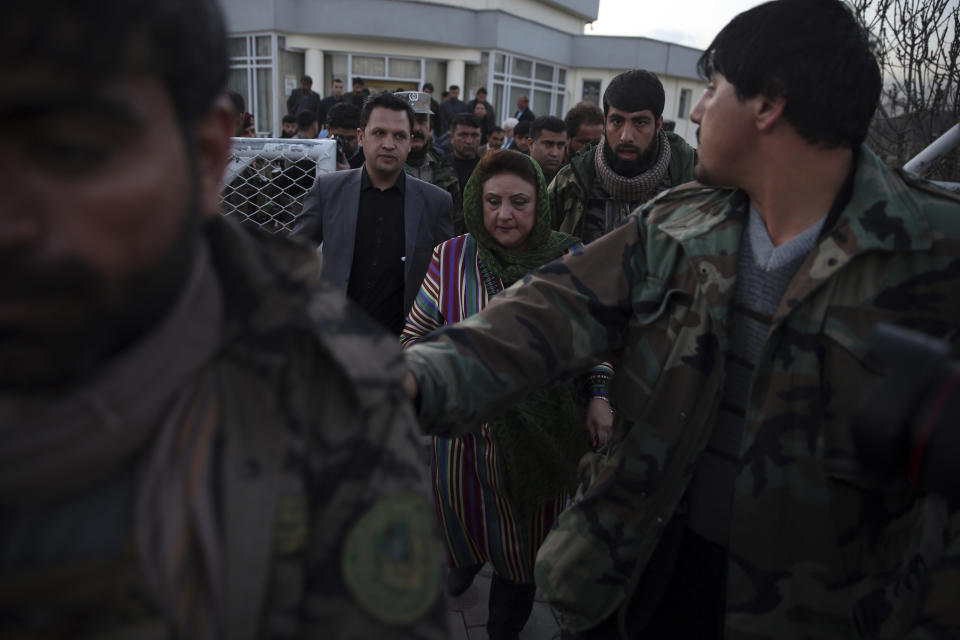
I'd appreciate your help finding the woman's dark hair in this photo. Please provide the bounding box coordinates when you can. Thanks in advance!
[697,0,880,148]
[477,150,539,195]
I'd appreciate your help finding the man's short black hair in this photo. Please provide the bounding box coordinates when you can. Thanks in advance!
[296,110,318,130]
[697,0,880,148]
[301,75,312,85]
[603,70,665,119]
[449,113,480,132]
[282,114,296,124]
[359,90,415,132]
[564,101,604,138]
[529,115,566,141]
[423,82,435,92]
[476,87,487,96]
[449,84,460,92]
[327,102,361,129]
[3,0,227,128]
[513,120,532,139]
[332,77,343,84]
[489,126,505,135]
[353,77,365,87]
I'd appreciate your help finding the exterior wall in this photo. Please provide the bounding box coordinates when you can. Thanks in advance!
[406,0,595,34]
[222,0,701,146]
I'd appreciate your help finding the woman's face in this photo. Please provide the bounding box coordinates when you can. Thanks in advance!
[482,172,537,252]
[474,103,487,118]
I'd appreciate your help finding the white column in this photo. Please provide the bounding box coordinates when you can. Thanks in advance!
[305,48,324,90]
[445,59,465,93]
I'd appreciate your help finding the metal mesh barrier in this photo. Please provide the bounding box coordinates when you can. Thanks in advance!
[219,138,337,233]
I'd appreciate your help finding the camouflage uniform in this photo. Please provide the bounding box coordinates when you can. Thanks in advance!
[548,132,696,243]
[406,146,960,638]
[2,217,446,639]
[405,146,465,235]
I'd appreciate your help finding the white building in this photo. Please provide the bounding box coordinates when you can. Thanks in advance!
[221,0,703,146]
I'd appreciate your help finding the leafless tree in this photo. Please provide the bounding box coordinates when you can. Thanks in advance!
[848,0,959,180]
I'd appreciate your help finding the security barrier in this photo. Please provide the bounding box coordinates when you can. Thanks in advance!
[219,138,337,233]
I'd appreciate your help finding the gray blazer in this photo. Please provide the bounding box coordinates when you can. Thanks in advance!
[293,168,454,316]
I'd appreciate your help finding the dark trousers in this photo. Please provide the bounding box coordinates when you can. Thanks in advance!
[579,526,727,639]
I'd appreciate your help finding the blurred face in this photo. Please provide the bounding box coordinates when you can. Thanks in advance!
[528,129,567,176]
[282,121,297,136]
[473,103,487,119]
[604,105,662,175]
[503,124,514,139]
[451,124,481,159]
[353,82,363,93]
[513,134,530,153]
[570,123,603,156]
[0,71,230,388]
[358,106,411,179]
[483,172,537,253]
[301,79,311,92]
[487,131,505,150]
[690,72,753,187]
[332,81,343,98]
[410,113,432,151]
[449,87,460,100]
[327,126,358,156]
[517,96,528,110]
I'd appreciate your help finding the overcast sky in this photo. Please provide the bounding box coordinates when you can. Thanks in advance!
[584,0,769,49]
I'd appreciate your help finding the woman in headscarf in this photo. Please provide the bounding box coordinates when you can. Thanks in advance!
[401,150,610,640]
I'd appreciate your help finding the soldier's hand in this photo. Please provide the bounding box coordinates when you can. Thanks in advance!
[586,397,614,448]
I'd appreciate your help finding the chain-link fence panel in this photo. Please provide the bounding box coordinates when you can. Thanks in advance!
[219,138,337,234]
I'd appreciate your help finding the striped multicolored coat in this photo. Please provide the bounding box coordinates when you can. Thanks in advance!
[401,233,565,583]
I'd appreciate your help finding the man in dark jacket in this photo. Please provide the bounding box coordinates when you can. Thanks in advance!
[286,75,321,118]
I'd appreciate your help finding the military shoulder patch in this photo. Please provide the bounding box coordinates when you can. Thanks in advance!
[342,493,442,626]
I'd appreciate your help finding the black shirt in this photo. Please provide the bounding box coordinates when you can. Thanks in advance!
[450,155,479,193]
[346,168,406,335]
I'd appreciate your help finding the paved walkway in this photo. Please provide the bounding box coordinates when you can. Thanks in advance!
[446,564,561,640]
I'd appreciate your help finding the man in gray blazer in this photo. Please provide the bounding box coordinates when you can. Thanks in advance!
[294,91,454,335]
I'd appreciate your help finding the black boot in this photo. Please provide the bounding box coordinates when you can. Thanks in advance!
[446,562,484,597]
[487,574,536,640]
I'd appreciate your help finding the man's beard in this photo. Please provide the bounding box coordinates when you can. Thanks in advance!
[407,133,431,164]
[603,133,661,178]
[0,207,204,391]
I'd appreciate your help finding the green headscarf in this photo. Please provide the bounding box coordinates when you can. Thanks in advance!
[463,151,578,286]
[463,151,587,514]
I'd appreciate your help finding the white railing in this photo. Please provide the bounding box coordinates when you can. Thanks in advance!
[903,123,960,194]
[219,138,337,233]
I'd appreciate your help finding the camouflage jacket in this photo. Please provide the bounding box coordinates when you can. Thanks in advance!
[548,132,696,243]
[406,147,960,638]
[2,218,446,639]
[405,146,464,235]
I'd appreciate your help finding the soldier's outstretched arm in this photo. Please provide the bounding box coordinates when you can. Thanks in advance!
[405,218,645,438]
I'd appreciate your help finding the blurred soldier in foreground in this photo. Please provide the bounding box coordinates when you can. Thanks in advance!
[404,0,960,637]
[0,1,446,638]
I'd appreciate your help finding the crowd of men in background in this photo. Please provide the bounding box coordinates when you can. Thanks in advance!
[270,70,695,249]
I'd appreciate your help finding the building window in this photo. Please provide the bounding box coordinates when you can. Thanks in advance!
[490,52,567,120]
[344,54,424,92]
[582,80,602,106]
[678,88,692,120]
[228,34,277,137]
